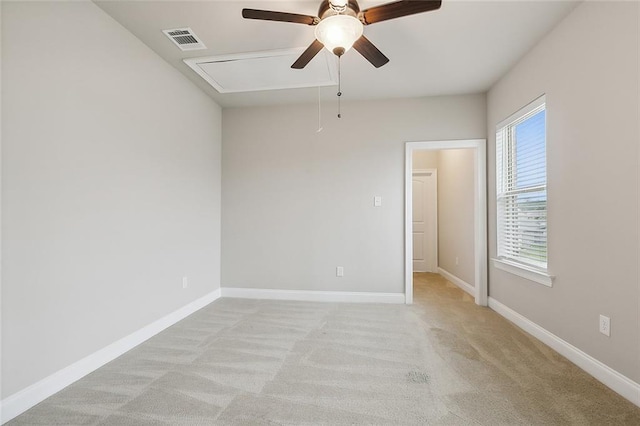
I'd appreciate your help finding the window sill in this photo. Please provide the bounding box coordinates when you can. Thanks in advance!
[492,258,554,287]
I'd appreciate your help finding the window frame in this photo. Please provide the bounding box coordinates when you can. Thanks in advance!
[493,95,554,287]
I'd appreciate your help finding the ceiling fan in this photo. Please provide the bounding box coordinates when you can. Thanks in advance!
[242,0,442,69]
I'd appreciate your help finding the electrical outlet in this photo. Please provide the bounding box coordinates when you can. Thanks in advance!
[599,315,610,337]
[336,266,344,277]
[182,276,188,289]
[455,257,459,265]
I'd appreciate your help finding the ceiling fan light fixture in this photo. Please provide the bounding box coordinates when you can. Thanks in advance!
[314,15,363,56]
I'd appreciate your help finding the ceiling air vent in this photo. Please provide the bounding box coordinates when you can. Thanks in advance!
[162,27,206,51]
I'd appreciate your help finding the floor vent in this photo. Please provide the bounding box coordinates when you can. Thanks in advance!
[162,27,206,51]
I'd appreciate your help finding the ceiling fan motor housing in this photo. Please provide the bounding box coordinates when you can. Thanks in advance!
[319,0,361,20]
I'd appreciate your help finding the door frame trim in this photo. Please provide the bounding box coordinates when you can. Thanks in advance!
[412,169,438,273]
[404,139,487,306]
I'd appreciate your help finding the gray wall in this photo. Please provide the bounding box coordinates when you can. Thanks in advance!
[222,95,486,294]
[1,1,222,397]
[437,149,475,286]
[487,1,639,381]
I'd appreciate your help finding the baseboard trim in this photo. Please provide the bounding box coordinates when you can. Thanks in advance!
[438,267,474,296]
[221,287,405,304]
[0,289,222,424]
[488,297,640,408]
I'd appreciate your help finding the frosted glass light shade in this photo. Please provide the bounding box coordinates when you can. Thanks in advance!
[314,15,363,55]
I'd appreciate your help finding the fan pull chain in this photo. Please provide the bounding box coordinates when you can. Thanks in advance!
[337,55,342,119]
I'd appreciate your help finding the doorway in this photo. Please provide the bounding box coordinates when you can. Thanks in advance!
[404,139,487,306]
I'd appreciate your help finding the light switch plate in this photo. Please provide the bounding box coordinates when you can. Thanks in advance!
[599,315,610,337]
[374,196,382,207]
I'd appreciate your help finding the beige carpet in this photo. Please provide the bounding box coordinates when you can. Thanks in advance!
[9,273,640,425]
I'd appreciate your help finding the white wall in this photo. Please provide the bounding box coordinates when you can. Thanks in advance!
[437,149,475,286]
[487,1,639,382]
[222,95,486,294]
[1,1,222,398]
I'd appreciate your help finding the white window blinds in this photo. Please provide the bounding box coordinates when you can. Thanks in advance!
[496,96,547,271]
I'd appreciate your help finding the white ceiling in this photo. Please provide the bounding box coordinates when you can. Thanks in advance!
[94,0,579,108]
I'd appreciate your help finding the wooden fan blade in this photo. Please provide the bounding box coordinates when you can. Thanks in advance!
[360,1,442,25]
[352,36,390,68]
[291,40,325,69]
[242,9,318,25]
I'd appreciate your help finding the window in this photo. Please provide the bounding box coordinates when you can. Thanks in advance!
[495,95,552,286]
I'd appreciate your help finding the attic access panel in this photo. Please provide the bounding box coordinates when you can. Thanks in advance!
[184,48,338,93]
